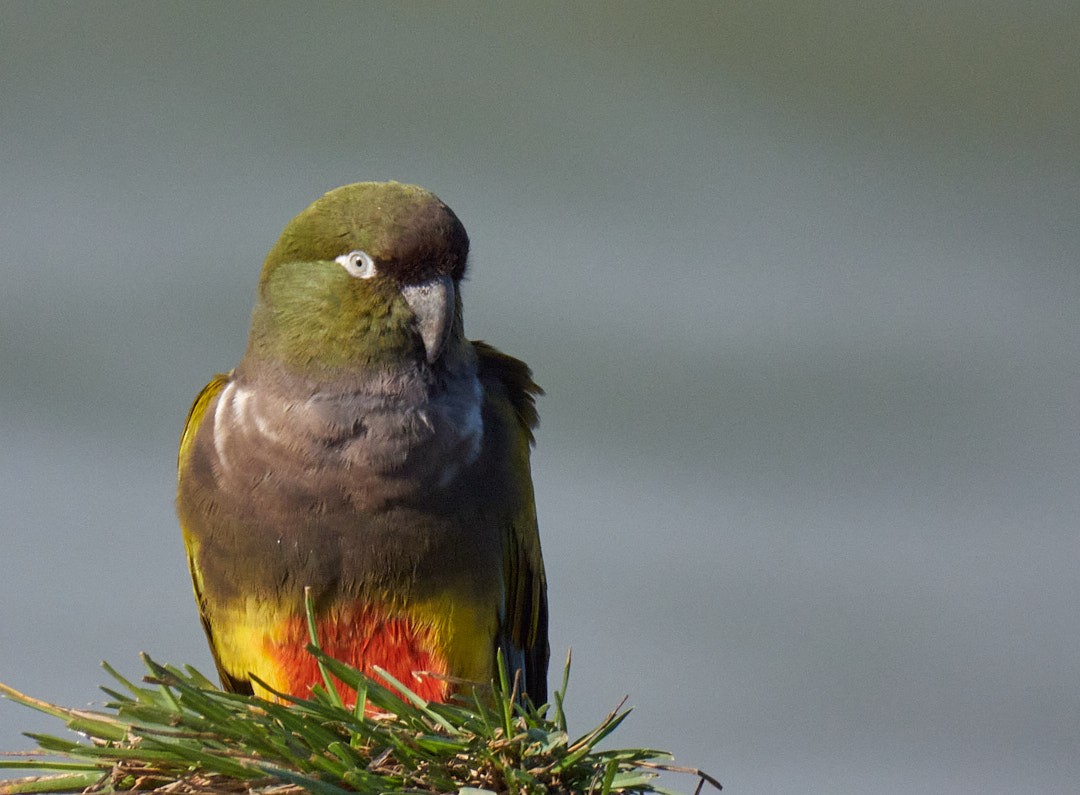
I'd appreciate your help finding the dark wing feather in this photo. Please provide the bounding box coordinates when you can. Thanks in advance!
[474,341,549,705]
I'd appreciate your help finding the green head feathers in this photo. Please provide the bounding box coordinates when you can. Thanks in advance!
[242,182,470,376]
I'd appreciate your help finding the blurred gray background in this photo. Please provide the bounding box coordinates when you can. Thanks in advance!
[2,3,1078,792]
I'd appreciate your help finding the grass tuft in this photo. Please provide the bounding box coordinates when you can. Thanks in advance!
[1,610,720,795]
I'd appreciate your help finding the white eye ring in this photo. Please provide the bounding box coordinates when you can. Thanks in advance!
[335,250,377,279]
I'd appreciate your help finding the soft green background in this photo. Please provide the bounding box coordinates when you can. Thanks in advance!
[2,3,1078,792]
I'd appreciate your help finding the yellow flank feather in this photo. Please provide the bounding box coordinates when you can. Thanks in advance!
[409,589,501,683]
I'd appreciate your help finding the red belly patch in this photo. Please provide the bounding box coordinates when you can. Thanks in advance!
[264,603,449,706]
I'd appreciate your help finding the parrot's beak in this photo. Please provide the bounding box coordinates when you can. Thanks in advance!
[401,275,455,363]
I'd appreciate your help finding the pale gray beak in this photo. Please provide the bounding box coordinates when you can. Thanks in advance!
[401,275,455,363]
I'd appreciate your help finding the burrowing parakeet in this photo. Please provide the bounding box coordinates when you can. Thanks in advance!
[176,182,548,705]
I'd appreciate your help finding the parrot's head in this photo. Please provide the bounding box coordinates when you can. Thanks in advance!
[242,181,471,377]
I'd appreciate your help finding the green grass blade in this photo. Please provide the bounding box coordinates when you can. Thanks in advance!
[0,771,104,794]
[302,586,346,710]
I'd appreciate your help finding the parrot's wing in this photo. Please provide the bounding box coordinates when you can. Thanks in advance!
[178,372,229,467]
[177,372,254,694]
[474,342,550,706]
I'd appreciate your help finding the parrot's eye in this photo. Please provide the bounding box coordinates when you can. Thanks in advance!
[335,250,377,279]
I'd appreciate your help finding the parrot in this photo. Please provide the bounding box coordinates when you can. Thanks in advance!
[176,181,548,707]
